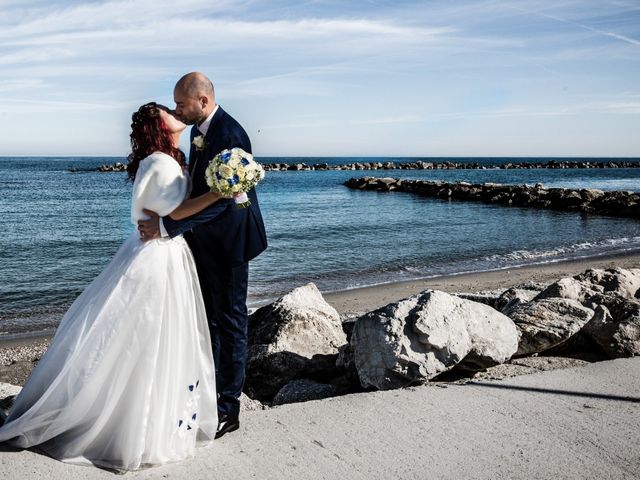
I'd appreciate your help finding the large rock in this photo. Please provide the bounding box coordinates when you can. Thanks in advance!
[575,268,640,300]
[350,290,519,390]
[536,268,640,303]
[581,297,640,358]
[530,268,640,358]
[534,277,603,303]
[245,284,347,400]
[580,188,605,203]
[336,343,358,384]
[272,379,340,406]
[0,382,21,399]
[240,392,266,412]
[340,313,361,342]
[0,382,21,422]
[496,288,541,316]
[454,290,503,309]
[508,298,594,356]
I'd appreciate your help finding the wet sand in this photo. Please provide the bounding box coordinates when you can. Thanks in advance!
[325,250,640,315]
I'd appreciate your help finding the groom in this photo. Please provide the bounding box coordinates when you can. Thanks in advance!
[138,72,268,438]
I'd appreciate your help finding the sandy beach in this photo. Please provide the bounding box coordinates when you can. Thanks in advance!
[325,250,640,315]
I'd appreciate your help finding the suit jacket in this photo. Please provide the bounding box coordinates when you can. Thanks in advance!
[162,106,268,267]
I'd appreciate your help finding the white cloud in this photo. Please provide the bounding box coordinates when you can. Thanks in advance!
[0,78,46,92]
[0,47,76,66]
[0,0,638,155]
[0,98,128,114]
[521,9,640,46]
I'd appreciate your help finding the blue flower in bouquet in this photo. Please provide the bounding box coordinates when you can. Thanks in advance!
[205,147,266,209]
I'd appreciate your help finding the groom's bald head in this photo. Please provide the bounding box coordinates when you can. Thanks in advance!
[175,72,215,100]
[173,72,216,125]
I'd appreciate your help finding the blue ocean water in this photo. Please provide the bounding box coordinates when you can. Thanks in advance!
[1,156,639,337]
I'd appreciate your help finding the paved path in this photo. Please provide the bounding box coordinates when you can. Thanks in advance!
[1,358,639,479]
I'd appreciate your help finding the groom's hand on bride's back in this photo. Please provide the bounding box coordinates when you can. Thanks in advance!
[138,209,161,241]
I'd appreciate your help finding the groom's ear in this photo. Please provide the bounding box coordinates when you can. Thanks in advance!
[199,95,209,109]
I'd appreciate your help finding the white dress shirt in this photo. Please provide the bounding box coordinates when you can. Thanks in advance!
[159,104,219,237]
[197,104,218,136]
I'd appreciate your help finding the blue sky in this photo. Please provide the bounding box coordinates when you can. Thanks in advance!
[1,0,639,157]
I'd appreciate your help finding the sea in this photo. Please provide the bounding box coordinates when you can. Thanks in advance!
[1,156,639,338]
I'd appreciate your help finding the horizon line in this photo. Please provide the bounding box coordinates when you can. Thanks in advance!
[1,155,640,159]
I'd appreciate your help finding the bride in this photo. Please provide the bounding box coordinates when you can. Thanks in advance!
[0,102,222,470]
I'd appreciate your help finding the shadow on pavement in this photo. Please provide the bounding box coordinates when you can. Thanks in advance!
[469,382,640,403]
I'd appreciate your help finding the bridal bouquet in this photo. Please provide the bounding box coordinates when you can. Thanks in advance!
[205,148,265,208]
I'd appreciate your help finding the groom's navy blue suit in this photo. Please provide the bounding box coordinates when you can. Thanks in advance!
[162,106,267,419]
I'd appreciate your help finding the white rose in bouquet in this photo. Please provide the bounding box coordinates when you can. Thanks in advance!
[204,148,265,208]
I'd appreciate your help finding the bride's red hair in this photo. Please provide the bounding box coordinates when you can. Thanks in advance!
[127,102,186,180]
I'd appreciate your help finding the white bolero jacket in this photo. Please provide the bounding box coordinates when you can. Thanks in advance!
[130,152,188,225]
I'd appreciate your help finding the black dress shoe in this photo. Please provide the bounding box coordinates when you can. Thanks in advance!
[215,415,240,439]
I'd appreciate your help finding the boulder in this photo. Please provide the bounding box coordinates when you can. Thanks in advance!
[534,277,603,303]
[350,290,519,390]
[508,298,594,356]
[574,268,640,300]
[461,300,521,372]
[240,392,266,412]
[454,290,502,309]
[496,288,541,315]
[245,284,347,400]
[524,269,640,358]
[335,343,359,386]
[340,314,361,342]
[376,178,400,191]
[556,190,584,209]
[272,379,340,406]
[581,297,640,358]
[580,188,605,203]
[0,382,21,422]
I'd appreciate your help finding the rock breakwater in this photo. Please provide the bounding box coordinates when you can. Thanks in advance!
[84,159,640,173]
[68,162,126,173]
[261,159,639,171]
[344,177,640,219]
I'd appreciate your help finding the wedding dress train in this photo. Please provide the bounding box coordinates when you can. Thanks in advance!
[0,152,218,470]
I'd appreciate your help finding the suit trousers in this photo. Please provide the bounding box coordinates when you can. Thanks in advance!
[185,232,249,419]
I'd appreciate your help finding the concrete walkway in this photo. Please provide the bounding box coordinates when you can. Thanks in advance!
[1,358,639,479]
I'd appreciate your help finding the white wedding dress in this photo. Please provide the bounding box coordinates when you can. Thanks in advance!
[0,152,218,470]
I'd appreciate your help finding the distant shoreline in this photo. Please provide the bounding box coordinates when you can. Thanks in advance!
[2,155,640,160]
[72,158,640,173]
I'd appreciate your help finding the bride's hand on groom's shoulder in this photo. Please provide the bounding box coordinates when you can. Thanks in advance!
[138,209,161,241]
